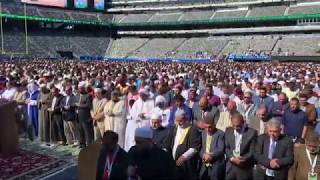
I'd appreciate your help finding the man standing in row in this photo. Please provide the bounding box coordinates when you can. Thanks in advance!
[199,116,225,180]
[225,113,257,180]
[163,109,201,180]
[77,83,93,148]
[289,130,320,180]
[255,119,294,180]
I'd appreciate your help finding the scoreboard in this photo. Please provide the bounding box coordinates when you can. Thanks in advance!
[21,0,106,11]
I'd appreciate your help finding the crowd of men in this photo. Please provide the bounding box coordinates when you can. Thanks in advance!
[1,60,320,180]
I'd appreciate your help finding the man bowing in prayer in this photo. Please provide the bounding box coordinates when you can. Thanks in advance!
[125,88,154,151]
[127,127,175,180]
[163,109,201,180]
[199,116,225,180]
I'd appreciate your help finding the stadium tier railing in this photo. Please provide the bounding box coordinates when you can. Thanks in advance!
[1,12,320,28]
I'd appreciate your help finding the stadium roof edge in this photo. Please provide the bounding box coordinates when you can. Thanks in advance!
[109,0,179,5]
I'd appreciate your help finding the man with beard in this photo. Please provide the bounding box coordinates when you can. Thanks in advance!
[125,88,154,151]
[163,109,201,180]
[96,131,129,180]
[289,130,320,180]
[38,84,52,144]
[127,127,175,180]
[104,91,126,148]
[76,82,93,148]
[150,113,168,147]
[151,95,170,127]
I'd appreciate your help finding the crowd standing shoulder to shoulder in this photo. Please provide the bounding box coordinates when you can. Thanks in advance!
[2,60,320,180]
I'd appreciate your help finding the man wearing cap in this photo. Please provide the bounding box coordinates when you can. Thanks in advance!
[282,81,299,101]
[151,95,170,127]
[76,82,93,148]
[255,118,294,180]
[104,91,126,148]
[289,130,320,180]
[91,88,107,142]
[199,116,225,180]
[150,113,168,147]
[38,84,52,144]
[163,109,201,180]
[127,127,175,180]
[225,112,257,180]
[125,88,154,151]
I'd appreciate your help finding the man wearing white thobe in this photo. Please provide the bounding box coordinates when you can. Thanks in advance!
[151,95,170,127]
[124,89,154,151]
[104,91,127,148]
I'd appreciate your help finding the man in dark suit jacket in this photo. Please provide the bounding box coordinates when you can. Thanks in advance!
[255,118,294,180]
[199,116,225,180]
[96,131,129,180]
[49,87,66,145]
[76,83,93,147]
[193,96,220,129]
[225,112,257,180]
[60,85,78,146]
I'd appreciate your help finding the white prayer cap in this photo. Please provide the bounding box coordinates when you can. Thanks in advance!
[40,83,47,88]
[175,109,186,118]
[221,94,229,99]
[78,81,86,88]
[135,127,153,139]
[139,88,149,96]
[290,77,296,82]
[43,72,51,77]
[155,95,166,104]
[94,88,102,93]
[151,113,162,121]
[278,81,285,86]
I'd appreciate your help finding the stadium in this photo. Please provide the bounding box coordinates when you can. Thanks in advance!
[0,0,319,61]
[1,0,320,179]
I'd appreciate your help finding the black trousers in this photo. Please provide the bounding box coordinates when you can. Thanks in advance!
[79,119,94,146]
[52,114,66,143]
[264,176,274,180]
